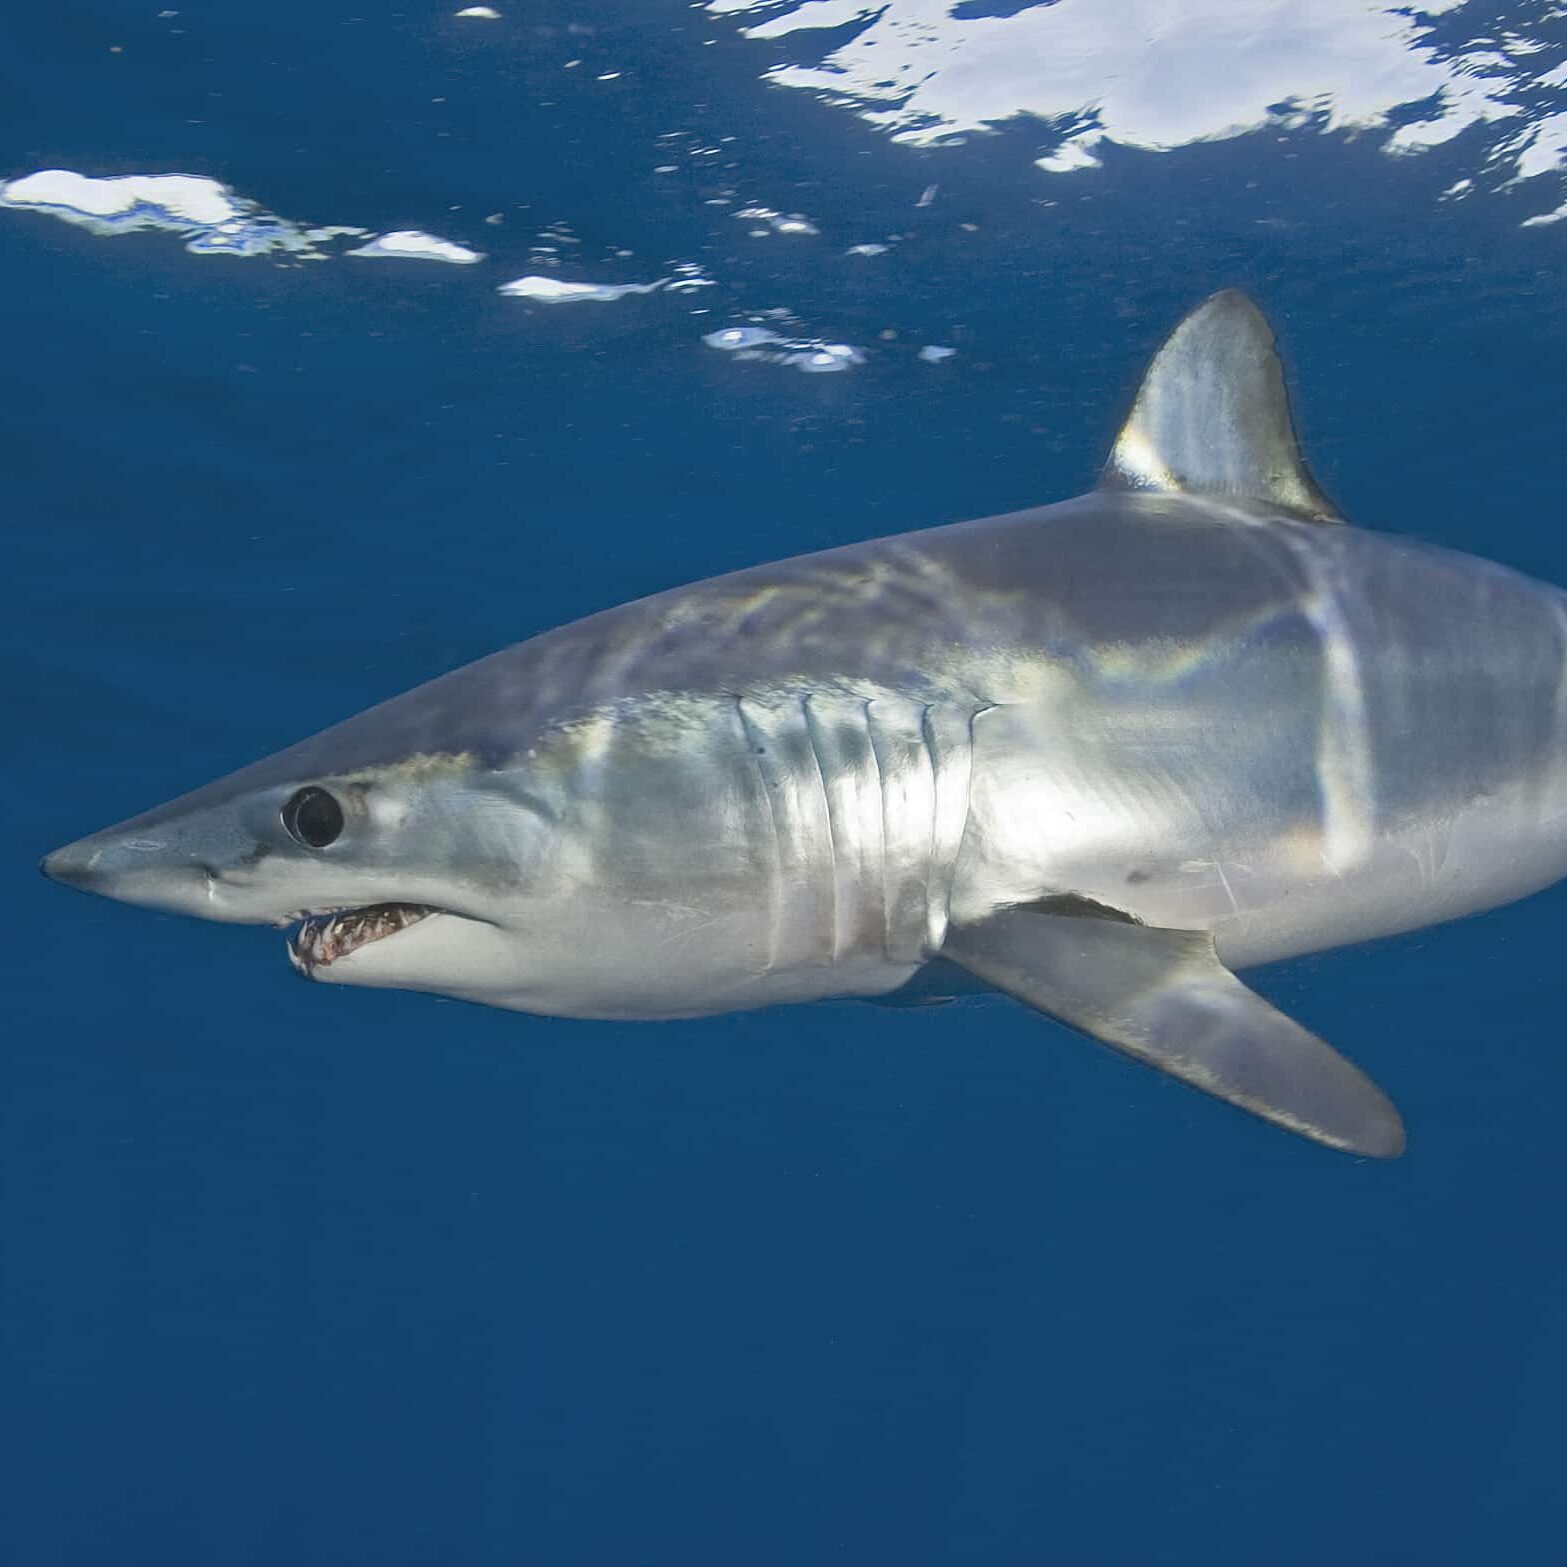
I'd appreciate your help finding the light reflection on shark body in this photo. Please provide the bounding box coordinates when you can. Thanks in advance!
[43,293,1567,1157]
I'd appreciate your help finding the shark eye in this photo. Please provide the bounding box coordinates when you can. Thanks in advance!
[282,787,344,849]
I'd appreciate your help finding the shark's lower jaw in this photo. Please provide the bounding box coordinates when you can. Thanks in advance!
[287,903,438,974]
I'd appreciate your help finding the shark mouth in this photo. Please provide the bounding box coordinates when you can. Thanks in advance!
[288,903,437,972]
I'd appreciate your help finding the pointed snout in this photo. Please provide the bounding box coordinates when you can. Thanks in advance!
[40,837,102,889]
[38,826,214,915]
[40,830,175,896]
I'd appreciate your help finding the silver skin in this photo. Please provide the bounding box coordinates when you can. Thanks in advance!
[39,293,1567,1147]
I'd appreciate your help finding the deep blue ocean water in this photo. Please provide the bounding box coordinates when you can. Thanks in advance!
[9,2,1567,1562]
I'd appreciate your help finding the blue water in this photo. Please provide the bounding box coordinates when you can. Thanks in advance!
[9,2,1567,1561]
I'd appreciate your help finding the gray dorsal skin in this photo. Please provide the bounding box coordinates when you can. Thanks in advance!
[1100,290,1343,523]
[943,909,1405,1159]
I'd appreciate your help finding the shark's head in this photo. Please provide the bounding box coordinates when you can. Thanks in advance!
[39,657,563,1008]
[38,607,804,1023]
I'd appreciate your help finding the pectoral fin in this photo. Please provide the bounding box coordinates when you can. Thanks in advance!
[943,908,1404,1158]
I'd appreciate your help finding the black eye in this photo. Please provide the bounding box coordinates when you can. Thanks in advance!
[281,787,344,849]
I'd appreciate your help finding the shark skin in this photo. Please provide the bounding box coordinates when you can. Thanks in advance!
[41,292,1567,1157]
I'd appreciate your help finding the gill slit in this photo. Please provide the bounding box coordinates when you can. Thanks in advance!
[861,697,890,961]
[800,693,841,962]
[925,702,988,951]
[919,703,940,946]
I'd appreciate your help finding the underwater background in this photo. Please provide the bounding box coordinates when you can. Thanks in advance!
[7,1,1567,1561]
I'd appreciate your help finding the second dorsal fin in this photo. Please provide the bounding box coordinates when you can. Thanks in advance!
[1099,290,1342,524]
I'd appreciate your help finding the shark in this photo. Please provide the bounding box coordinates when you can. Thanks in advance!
[42,291,1567,1158]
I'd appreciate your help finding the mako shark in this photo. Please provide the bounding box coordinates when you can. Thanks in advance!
[44,292,1567,1158]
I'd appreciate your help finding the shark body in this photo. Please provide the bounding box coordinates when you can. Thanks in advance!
[44,293,1567,1157]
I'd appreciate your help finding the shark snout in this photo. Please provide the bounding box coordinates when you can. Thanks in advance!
[39,827,215,914]
[40,835,118,890]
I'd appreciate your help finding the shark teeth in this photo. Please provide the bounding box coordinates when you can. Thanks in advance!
[288,903,436,972]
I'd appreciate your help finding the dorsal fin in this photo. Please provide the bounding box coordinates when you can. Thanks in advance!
[1100,290,1342,524]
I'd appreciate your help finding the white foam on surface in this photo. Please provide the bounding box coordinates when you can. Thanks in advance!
[704,326,783,350]
[1035,142,1102,175]
[735,206,821,236]
[0,168,362,256]
[3,169,238,224]
[708,1,1567,216]
[704,324,864,372]
[498,274,668,302]
[347,231,484,264]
